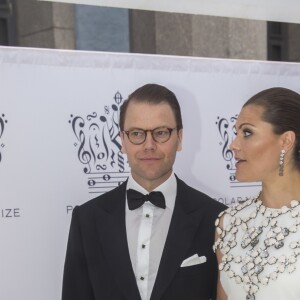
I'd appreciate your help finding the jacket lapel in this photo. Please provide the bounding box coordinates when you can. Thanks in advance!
[95,182,142,300]
[150,178,205,300]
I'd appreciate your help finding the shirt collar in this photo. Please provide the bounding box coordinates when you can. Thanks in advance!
[127,173,177,210]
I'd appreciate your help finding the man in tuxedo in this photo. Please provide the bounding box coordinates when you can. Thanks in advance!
[62,83,226,300]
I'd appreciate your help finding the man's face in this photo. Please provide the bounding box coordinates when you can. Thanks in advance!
[121,101,182,191]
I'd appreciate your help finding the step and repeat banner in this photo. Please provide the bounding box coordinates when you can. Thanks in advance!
[0,46,299,300]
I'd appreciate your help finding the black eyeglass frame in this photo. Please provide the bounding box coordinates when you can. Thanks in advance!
[122,127,178,145]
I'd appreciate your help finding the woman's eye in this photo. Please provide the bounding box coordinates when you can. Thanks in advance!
[243,129,252,137]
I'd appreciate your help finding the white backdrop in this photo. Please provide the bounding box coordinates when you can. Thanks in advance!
[0,46,299,300]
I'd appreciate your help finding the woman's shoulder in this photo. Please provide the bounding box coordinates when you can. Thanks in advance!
[213,197,257,253]
[216,197,257,221]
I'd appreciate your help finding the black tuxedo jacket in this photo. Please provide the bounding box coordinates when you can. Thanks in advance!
[62,177,226,300]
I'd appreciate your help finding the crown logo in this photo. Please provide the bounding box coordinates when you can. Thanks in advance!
[69,92,130,194]
[0,114,7,163]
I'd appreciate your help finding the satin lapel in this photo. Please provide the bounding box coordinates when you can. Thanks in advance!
[150,179,204,300]
[95,183,141,300]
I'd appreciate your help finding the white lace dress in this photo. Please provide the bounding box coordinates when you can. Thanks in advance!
[214,198,300,300]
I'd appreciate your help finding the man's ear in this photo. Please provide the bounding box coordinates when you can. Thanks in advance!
[177,129,183,151]
[120,131,127,154]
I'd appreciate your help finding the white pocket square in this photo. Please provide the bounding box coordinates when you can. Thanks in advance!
[180,254,207,267]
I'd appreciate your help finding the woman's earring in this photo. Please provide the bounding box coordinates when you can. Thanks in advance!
[279,149,286,176]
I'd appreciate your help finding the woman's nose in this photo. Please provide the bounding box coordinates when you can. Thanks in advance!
[230,136,239,151]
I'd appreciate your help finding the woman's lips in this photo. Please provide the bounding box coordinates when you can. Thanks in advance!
[235,158,246,167]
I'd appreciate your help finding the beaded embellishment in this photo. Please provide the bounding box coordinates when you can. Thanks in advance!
[213,197,300,300]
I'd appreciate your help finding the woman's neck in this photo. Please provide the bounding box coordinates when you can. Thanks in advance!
[261,171,300,208]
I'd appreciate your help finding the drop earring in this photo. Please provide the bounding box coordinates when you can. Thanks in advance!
[279,149,286,176]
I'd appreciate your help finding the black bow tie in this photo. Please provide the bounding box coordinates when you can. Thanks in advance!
[127,189,166,210]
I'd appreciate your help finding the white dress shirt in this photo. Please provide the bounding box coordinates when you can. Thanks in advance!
[125,173,177,300]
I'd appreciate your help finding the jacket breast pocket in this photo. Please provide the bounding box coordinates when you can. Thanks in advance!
[179,262,207,276]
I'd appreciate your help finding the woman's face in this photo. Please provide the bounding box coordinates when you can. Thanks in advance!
[230,104,283,182]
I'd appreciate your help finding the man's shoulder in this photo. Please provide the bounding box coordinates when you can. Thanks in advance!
[176,177,227,212]
[77,180,127,212]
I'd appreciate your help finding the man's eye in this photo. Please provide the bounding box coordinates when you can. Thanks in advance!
[131,131,144,137]
[155,130,168,136]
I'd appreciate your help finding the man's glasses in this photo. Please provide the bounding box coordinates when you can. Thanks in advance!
[123,127,178,145]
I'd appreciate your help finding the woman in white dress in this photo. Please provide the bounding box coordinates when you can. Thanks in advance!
[214,87,300,300]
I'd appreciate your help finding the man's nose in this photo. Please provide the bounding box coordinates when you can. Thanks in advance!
[143,131,157,149]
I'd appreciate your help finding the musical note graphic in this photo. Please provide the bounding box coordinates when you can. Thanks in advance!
[69,92,130,194]
[0,114,7,163]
